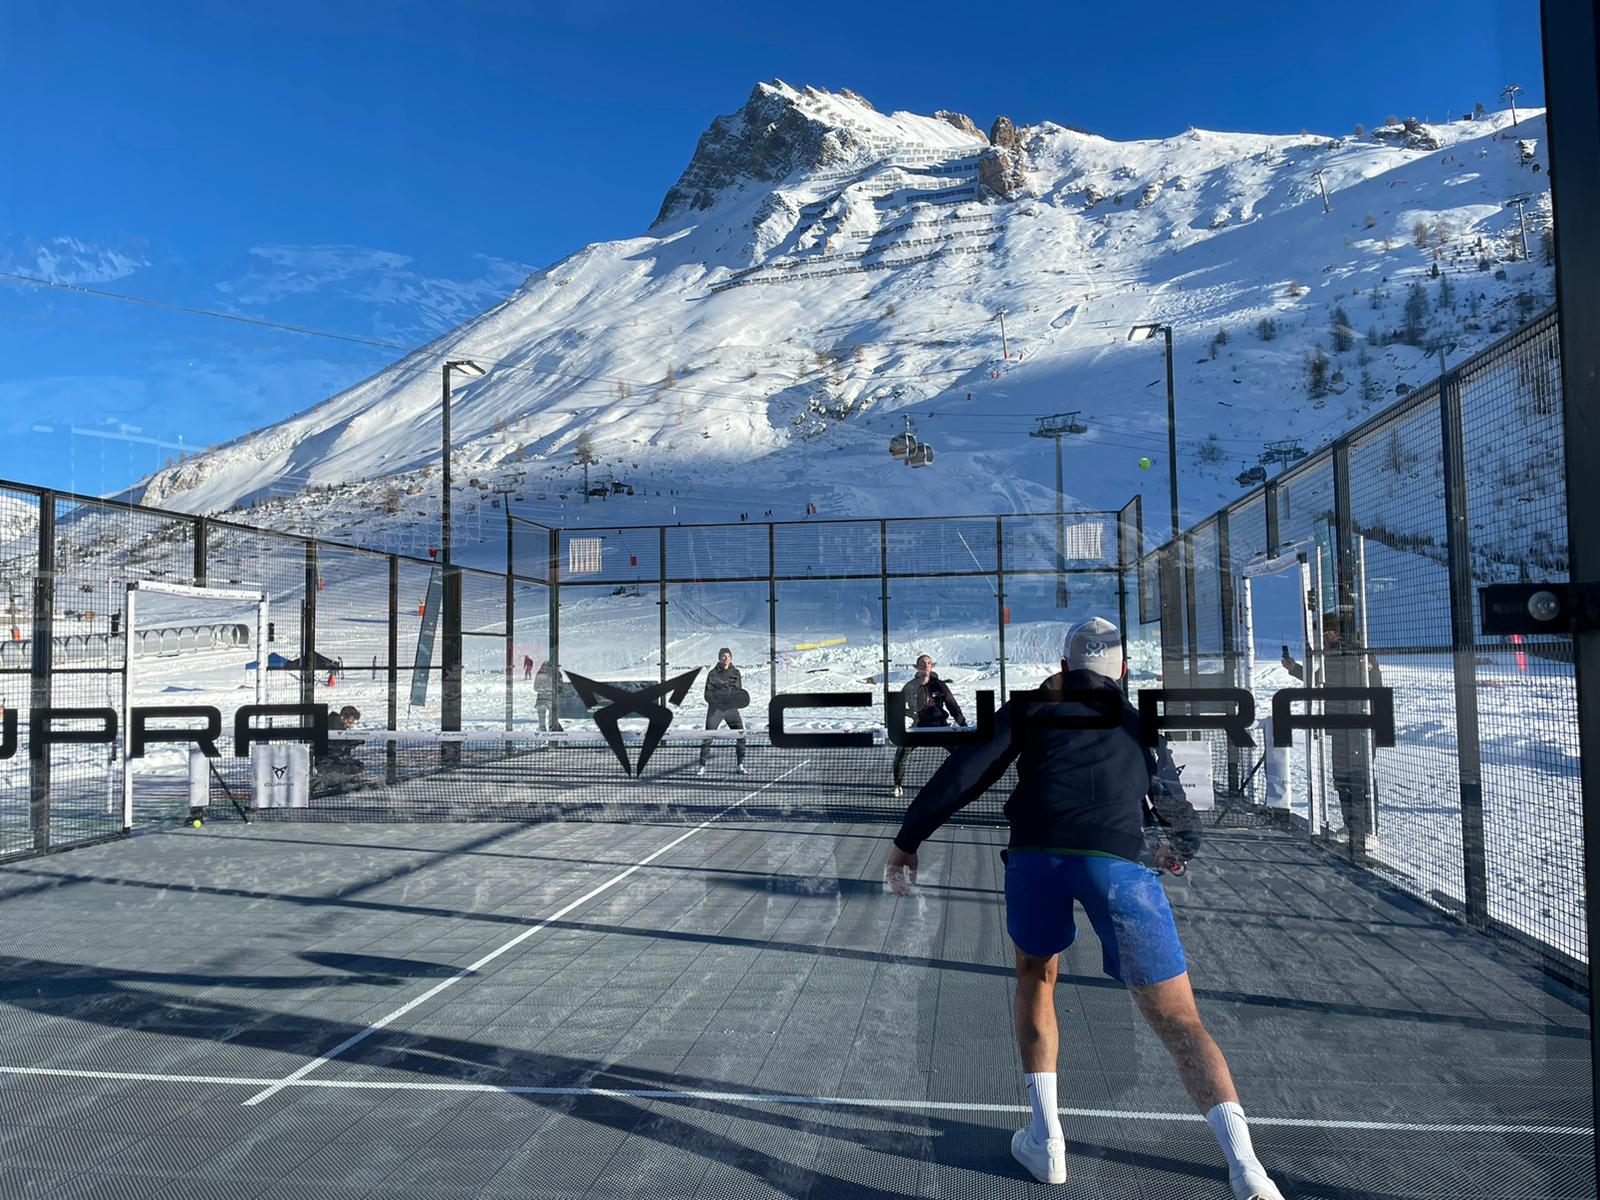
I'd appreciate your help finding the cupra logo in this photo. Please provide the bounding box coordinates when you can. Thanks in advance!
[564,669,701,776]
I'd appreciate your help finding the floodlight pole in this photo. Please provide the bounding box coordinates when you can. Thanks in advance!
[1030,412,1087,606]
[440,359,485,736]
[1130,324,1180,542]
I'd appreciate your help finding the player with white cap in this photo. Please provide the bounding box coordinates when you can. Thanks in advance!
[884,617,1284,1200]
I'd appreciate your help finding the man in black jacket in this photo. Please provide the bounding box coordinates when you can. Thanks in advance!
[698,647,747,775]
[884,618,1283,1200]
[891,654,967,798]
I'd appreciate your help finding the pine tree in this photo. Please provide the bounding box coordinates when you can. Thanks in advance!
[1307,348,1330,398]
[1402,282,1429,345]
[1437,273,1456,310]
[1330,306,1354,353]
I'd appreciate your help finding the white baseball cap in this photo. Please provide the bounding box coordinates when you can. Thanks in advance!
[1063,617,1124,679]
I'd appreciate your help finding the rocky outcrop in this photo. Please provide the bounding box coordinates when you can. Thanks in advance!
[1372,117,1442,151]
[989,116,1019,150]
[653,83,870,227]
[934,110,984,139]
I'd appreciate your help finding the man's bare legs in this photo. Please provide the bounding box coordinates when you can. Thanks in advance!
[1013,948,1061,1073]
[1011,948,1067,1182]
[1129,972,1238,1110]
[1132,972,1280,1199]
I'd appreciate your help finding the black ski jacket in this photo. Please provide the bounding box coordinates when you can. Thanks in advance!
[704,663,744,710]
[901,673,966,728]
[893,670,1199,864]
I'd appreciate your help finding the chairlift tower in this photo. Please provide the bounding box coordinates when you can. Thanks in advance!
[1029,412,1089,606]
[1259,439,1309,470]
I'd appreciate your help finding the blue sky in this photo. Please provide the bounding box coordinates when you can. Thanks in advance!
[0,0,1546,496]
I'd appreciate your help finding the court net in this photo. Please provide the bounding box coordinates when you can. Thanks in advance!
[202,728,1012,827]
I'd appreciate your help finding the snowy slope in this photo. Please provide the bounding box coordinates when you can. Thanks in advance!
[137,82,1556,554]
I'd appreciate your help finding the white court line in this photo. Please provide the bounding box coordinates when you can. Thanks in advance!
[0,1067,1587,1137]
[240,762,809,1107]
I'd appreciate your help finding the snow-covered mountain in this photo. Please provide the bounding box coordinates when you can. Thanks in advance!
[138,81,1556,552]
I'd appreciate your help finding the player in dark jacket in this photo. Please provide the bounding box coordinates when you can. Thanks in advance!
[698,647,748,774]
[891,654,967,798]
[884,618,1283,1200]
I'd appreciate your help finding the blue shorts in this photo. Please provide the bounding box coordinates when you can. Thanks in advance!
[1004,852,1188,988]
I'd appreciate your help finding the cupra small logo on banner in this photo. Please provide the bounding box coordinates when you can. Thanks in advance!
[564,669,701,776]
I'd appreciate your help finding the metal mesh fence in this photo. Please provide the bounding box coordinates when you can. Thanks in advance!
[1347,394,1465,909]
[1457,315,1582,963]
[1147,310,1583,972]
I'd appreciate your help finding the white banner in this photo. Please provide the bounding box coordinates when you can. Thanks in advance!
[1168,742,1215,812]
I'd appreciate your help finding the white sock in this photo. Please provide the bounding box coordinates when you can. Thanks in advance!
[1205,1101,1262,1175]
[1024,1073,1062,1142]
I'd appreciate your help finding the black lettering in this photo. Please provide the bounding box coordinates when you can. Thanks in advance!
[130,705,223,759]
[1138,688,1256,747]
[885,690,996,746]
[234,704,328,758]
[769,692,874,748]
[1271,688,1395,746]
[29,707,117,760]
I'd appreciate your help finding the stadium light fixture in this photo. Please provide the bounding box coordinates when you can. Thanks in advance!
[440,357,486,742]
[1128,323,1180,541]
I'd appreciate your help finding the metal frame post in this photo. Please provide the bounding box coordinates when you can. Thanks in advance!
[658,526,668,684]
[301,541,317,707]
[1540,0,1600,1162]
[505,508,515,730]
[1217,510,1240,793]
[547,527,561,730]
[996,517,1008,703]
[1332,438,1377,862]
[1436,381,1489,924]
[29,493,54,854]
[193,517,207,587]
[1264,481,1281,559]
[879,520,891,708]
[768,522,778,701]
[1182,533,1200,685]
[387,555,398,783]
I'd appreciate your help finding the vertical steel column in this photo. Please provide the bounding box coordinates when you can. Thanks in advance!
[1331,438,1374,861]
[505,510,515,730]
[1437,382,1490,926]
[192,517,207,588]
[658,526,668,684]
[1156,541,1185,693]
[1264,482,1280,559]
[767,522,778,701]
[387,555,398,784]
[29,493,55,854]
[547,527,561,730]
[301,541,317,708]
[441,566,462,736]
[996,516,1008,704]
[1115,507,1130,696]
[1182,533,1200,684]
[1540,0,1600,1161]
[1217,510,1240,793]
[879,520,891,708]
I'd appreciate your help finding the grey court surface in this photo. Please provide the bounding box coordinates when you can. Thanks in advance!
[0,811,1591,1199]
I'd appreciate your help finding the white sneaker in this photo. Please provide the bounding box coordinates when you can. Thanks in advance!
[892,785,904,799]
[1230,1165,1285,1200]
[696,765,707,776]
[1010,1129,1066,1185]
[736,764,748,775]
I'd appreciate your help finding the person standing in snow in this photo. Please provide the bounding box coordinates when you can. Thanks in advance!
[884,618,1284,1200]
[698,647,748,775]
[891,654,966,798]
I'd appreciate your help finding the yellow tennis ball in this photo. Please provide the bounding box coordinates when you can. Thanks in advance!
[191,818,203,829]
[1138,457,1152,470]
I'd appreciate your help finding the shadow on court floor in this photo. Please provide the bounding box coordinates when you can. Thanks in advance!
[0,817,1590,1199]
